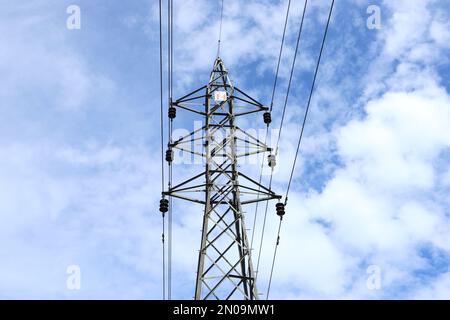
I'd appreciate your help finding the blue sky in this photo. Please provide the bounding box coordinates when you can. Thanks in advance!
[1,0,450,299]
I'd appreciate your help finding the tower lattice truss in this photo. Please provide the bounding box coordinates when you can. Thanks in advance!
[164,58,281,300]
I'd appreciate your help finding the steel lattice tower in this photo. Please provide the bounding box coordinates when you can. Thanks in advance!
[164,58,281,300]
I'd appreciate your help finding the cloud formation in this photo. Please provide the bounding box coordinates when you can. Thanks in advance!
[0,0,449,299]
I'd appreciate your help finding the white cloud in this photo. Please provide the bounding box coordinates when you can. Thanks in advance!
[430,19,450,49]
[0,2,115,112]
[0,141,167,298]
[415,272,450,299]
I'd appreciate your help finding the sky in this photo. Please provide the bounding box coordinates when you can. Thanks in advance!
[0,0,450,299]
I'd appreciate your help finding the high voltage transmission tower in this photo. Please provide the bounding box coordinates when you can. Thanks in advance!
[161,57,282,300]
[158,0,334,301]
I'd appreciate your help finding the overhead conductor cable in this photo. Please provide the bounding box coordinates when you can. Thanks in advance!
[158,0,166,300]
[255,0,308,287]
[266,0,335,300]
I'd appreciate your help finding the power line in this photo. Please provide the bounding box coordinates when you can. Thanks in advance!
[266,0,335,299]
[266,217,282,299]
[171,0,174,97]
[168,0,174,100]
[270,0,291,112]
[249,126,268,250]
[168,154,173,300]
[250,0,291,259]
[158,0,166,301]
[167,0,174,300]
[275,0,308,156]
[159,0,165,191]
[255,0,308,285]
[285,0,335,202]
